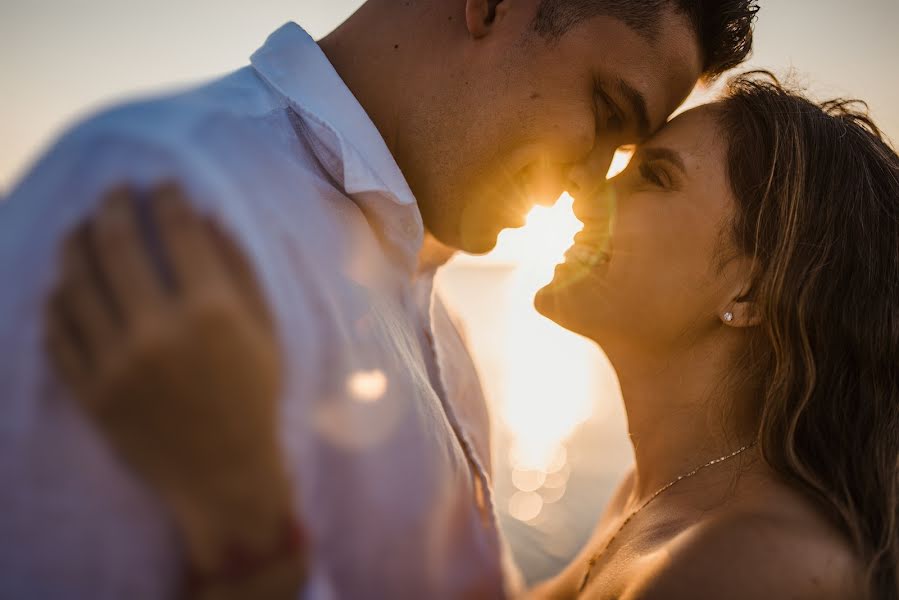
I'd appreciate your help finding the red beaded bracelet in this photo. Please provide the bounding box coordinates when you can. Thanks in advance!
[185,516,306,594]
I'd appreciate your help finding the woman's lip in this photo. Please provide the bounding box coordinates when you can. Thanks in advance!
[570,224,613,261]
[574,224,611,243]
[563,242,611,268]
[573,234,608,247]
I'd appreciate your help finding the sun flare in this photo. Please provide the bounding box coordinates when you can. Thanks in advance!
[440,152,633,522]
[478,194,605,520]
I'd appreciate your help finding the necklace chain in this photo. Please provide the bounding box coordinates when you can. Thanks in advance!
[578,441,758,594]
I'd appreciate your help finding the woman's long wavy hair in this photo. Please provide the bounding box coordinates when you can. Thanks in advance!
[716,72,899,599]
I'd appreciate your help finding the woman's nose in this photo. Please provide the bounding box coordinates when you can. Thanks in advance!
[566,142,618,200]
[572,174,623,223]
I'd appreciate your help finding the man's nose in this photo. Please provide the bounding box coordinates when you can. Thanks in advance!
[566,142,618,200]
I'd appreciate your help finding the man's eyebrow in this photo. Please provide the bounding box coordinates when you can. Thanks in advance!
[641,147,686,173]
[615,78,651,140]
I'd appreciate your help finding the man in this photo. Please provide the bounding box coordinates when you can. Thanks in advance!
[0,0,757,597]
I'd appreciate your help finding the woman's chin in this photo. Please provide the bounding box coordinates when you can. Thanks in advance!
[533,282,556,319]
[534,266,581,328]
[535,260,608,336]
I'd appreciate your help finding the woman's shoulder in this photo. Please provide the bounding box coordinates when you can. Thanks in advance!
[631,477,863,600]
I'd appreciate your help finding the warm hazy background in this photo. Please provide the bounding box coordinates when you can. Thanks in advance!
[3,0,897,584]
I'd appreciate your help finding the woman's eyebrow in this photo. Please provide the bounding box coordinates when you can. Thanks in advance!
[640,147,686,173]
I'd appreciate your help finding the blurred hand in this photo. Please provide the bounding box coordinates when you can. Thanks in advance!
[45,184,302,597]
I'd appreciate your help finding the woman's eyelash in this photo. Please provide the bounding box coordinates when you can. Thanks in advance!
[639,162,665,186]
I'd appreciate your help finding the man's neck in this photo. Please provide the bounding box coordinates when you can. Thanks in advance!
[417,232,457,276]
[613,338,759,504]
[319,1,465,265]
[317,0,437,161]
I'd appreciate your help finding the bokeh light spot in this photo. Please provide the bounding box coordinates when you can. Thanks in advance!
[347,369,388,403]
[509,491,544,522]
[511,468,546,493]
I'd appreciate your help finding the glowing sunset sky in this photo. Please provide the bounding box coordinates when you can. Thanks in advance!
[1,0,897,191]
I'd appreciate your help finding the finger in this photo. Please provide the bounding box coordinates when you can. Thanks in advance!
[90,185,167,319]
[205,219,274,330]
[150,183,227,292]
[44,293,90,397]
[58,224,119,352]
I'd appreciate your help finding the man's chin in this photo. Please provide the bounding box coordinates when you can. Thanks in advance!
[461,237,500,256]
[455,225,503,255]
[423,222,497,256]
[455,205,530,255]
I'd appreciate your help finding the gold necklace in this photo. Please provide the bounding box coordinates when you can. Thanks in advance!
[578,441,757,594]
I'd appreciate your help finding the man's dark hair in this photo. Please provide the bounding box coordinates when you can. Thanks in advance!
[532,0,759,79]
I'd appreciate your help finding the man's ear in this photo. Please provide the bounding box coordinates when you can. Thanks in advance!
[465,0,507,38]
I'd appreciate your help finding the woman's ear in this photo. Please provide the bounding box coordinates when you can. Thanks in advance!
[719,256,762,328]
[722,291,763,328]
[465,0,507,38]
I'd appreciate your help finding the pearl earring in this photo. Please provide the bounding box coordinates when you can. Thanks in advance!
[723,312,734,323]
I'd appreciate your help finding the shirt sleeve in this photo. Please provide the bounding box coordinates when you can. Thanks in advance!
[0,119,328,600]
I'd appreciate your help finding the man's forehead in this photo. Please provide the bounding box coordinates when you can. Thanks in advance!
[572,13,703,135]
[607,76,652,139]
[636,72,702,138]
[627,66,699,138]
[643,10,705,129]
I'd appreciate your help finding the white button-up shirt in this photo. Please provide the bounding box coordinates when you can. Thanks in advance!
[0,22,511,599]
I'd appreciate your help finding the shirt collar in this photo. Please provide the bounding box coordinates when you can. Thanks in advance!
[250,22,417,208]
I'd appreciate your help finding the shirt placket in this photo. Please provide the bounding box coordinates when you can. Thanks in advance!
[415,275,499,534]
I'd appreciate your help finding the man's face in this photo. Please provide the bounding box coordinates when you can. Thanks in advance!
[400,2,703,254]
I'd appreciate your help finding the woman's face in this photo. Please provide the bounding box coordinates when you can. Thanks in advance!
[536,104,745,358]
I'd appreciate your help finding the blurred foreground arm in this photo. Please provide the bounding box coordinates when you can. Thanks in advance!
[44,184,305,600]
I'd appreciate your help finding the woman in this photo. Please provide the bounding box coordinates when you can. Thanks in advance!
[46,72,898,599]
